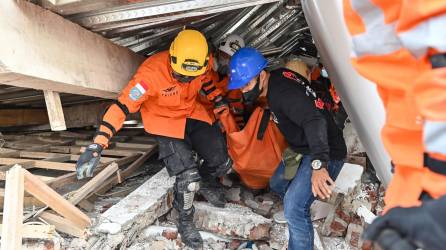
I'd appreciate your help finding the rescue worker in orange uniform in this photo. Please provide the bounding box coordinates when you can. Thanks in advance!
[75,29,232,249]
[343,1,446,248]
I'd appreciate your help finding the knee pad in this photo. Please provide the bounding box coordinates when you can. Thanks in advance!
[174,168,201,211]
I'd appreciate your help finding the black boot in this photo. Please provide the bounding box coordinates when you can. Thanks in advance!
[198,177,227,207]
[178,208,203,249]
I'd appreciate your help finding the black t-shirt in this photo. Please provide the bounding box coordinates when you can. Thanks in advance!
[267,68,347,161]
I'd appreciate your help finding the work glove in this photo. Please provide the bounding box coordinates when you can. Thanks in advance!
[213,96,229,115]
[76,143,103,180]
[363,195,446,250]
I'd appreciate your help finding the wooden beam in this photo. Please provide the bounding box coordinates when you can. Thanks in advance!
[23,169,91,229]
[0,224,55,239]
[0,1,144,98]
[0,158,75,171]
[1,165,24,250]
[68,162,119,205]
[0,109,49,127]
[43,90,66,131]
[0,102,113,129]
[39,212,85,238]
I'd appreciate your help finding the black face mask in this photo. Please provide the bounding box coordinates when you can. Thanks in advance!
[242,77,262,106]
[172,71,196,83]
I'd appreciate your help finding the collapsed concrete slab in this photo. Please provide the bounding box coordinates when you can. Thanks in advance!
[0,0,144,99]
[90,168,175,249]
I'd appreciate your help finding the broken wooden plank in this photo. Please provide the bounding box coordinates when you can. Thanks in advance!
[35,175,56,182]
[1,165,25,250]
[0,224,55,239]
[19,150,116,163]
[0,160,35,171]
[20,151,68,159]
[43,155,71,162]
[70,154,118,164]
[23,169,91,229]
[95,147,157,195]
[0,158,75,171]
[50,146,139,157]
[68,162,119,205]
[47,153,141,190]
[0,148,20,157]
[39,212,85,238]
[43,90,66,131]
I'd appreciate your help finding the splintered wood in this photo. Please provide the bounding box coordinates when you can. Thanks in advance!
[0,129,158,243]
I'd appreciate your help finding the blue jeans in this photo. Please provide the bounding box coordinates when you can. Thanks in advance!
[270,155,344,250]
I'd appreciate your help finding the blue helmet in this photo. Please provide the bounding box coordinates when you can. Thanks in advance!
[228,47,267,90]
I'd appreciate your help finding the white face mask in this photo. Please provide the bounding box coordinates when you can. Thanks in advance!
[321,68,329,78]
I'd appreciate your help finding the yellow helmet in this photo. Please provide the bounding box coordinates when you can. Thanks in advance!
[169,29,209,77]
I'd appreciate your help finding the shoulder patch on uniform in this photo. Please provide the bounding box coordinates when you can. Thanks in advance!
[129,81,148,101]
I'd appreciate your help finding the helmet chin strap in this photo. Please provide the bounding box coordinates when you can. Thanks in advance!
[172,71,196,83]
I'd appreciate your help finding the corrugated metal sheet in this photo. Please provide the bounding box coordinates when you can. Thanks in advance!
[40,0,317,64]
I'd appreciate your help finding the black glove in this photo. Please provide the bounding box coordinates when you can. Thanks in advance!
[213,96,229,114]
[364,196,446,250]
[76,143,103,179]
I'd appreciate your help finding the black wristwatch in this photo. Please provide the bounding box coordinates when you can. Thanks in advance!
[311,159,327,170]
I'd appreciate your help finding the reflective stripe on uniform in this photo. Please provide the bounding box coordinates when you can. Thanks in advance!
[424,120,446,155]
[349,0,402,57]
[399,14,446,58]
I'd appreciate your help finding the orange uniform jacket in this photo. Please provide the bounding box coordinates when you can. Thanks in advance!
[344,0,446,208]
[93,50,221,147]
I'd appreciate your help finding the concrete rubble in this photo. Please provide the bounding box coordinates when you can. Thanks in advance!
[60,157,383,250]
[193,202,272,240]
[54,127,382,250]
[88,168,176,249]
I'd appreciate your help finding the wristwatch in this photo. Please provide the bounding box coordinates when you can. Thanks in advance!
[311,159,327,170]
